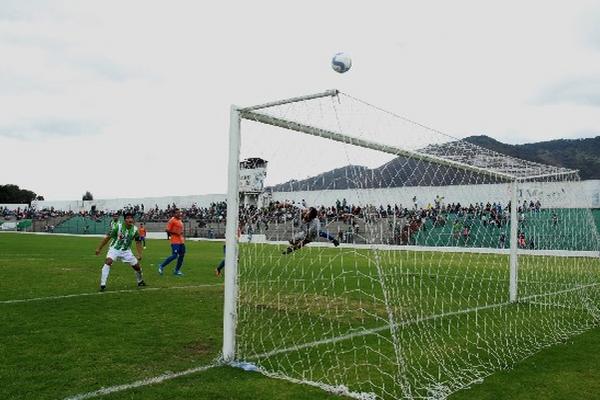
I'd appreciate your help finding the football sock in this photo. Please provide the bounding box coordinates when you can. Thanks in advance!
[101,264,110,286]
[132,265,143,283]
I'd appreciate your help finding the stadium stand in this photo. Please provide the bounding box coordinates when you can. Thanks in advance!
[22,201,600,251]
[53,215,112,235]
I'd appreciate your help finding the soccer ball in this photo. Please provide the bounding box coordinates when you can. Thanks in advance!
[331,52,352,73]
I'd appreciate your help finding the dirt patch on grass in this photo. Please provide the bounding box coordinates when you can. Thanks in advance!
[184,340,214,355]
[240,292,395,322]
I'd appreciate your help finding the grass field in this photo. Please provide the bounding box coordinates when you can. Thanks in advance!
[1,233,599,400]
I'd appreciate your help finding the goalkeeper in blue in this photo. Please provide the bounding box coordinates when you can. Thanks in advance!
[283,207,339,254]
[95,212,146,291]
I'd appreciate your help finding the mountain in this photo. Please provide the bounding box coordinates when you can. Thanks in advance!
[268,135,600,192]
[464,135,600,180]
[269,151,494,192]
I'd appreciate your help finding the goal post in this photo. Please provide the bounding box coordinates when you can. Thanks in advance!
[509,180,519,303]
[223,105,241,362]
[222,89,600,399]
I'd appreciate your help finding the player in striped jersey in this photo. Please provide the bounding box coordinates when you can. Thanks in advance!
[95,212,146,291]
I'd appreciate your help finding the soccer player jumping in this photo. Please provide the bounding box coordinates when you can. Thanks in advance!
[283,207,339,254]
[95,212,146,292]
[158,208,186,276]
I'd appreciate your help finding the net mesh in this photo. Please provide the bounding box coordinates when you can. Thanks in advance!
[230,91,600,399]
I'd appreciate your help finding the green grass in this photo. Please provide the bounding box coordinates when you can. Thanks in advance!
[0,233,599,400]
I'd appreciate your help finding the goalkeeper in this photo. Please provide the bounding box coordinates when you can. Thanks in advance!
[283,207,339,254]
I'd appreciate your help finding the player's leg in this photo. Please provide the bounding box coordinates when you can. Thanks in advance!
[216,259,225,276]
[158,244,178,275]
[283,239,311,254]
[173,244,185,276]
[284,231,306,254]
[215,245,226,276]
[100,253,115,291]
[125,251,145,287]
[319,230,340,247]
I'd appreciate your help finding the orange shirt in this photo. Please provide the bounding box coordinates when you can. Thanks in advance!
[166,217,184,244]
[138,227,146,236]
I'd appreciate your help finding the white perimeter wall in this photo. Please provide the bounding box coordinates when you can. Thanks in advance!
[35,194,226,212]
[29,180,600,212]
[271,180,600,209]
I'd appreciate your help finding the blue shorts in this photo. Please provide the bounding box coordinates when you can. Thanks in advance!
[171,243,186,255]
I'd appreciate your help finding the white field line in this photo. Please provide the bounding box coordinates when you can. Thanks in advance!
[0,283,222,305]
[63,363,219,400]
[248,282,600,360]
[528,301,584,311]
[258,369,376,400]
[255,239,600,259]
[520,281,600,301]
[4,231,598,257]
[0,230,225,242]
[57,284,600,400]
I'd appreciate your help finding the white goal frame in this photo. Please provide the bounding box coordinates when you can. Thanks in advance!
[221,89,582,363]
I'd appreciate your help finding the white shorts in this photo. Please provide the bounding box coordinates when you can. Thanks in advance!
[106,248,139,266]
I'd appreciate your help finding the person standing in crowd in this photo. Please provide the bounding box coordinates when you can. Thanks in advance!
[109,212,120,231]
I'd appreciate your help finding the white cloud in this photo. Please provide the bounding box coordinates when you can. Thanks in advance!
[536,77,600,107]
[0,0,599,200]
[0,117,102,139]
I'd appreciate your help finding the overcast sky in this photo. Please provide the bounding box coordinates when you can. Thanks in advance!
[1,0,599,200]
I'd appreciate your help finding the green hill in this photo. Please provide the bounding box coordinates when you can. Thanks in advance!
[464,135,600,180]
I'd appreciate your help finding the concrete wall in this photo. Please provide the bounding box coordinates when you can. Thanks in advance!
[31,180,600,212]
[271,180,600,209]
[35,194,226,212]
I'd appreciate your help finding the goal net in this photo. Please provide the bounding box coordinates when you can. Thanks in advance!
[222,90,600,399]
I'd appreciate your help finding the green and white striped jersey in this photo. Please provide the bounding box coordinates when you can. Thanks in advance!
[109,223,140,251]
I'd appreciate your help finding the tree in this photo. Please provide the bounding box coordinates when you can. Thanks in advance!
[0,184,38,204]
[82,191,94,201]
[36,195,45,201]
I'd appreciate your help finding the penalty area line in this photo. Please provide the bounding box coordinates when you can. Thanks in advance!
[0,283,223,305]
[63,363,219,400]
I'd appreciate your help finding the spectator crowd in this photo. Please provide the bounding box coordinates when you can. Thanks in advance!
[3,197,551,248]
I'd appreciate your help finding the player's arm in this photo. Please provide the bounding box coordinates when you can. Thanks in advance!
[95,235,111,255]
[96,225,117,255]
[165,220,173,238]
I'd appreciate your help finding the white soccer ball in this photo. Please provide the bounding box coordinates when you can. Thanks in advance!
[331,52,352,73]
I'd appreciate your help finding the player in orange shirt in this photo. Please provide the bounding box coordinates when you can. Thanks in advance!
[138,223,147,249]
[158,208,186,276]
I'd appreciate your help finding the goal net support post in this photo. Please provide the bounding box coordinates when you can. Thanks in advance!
[223,105,241,362]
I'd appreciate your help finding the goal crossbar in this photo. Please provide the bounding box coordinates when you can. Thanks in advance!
[240,109,516,182]
[239,89,578,181]
[239,89,339,112]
